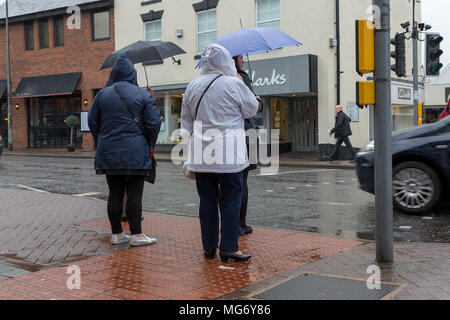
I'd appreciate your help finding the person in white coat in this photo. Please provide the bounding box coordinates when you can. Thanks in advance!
[181,44,259,262]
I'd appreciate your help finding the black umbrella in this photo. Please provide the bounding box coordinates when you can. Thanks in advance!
[100,40,186,85]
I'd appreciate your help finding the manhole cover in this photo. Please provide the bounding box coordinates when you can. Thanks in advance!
[254,273,398,300]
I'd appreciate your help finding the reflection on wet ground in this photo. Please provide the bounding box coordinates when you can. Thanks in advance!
[0,156,448,243]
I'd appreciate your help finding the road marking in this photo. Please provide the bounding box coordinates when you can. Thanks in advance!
[305,184,313,187]
[185,204,197,207]
[73,192,101,197]
[265,190,274,193]
[16,184,50,194]
[287,187,296,190]
[338,180,346,183]
[321,201,352,206]
[422,216,433,220]
[399,226,413,230]
[257,169,337,177]
[322,182,330,185]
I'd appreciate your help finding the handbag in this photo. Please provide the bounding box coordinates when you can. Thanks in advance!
[112,86,157,184]
[183,75,223,180]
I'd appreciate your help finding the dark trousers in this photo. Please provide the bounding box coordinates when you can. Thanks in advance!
[329,136,357,160]
[106,175,144,235]
[239,170,250,227]
[195,172,243,252]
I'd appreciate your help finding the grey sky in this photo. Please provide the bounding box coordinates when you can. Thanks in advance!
[0,0,448,68]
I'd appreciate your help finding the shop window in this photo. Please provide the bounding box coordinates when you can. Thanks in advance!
[197,9,217,53]
[145,20,162,41]
[24,21,34,51]
[92,10,110,41]
[39,19,49,49]
[28,94,82,148]
[54,16,65,47]
[257,0,280,29]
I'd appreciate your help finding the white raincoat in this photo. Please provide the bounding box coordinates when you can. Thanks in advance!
[181,44,259,173]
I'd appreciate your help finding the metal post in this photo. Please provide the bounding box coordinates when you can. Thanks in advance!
[373,0,393,263]
[412,0,419,126]
[5,0,12,150]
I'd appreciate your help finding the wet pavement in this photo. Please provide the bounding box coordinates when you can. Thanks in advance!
[0,155,448,243]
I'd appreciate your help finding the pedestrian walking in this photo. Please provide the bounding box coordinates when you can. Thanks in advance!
[439,100,450,120]
[88,56,161,247]
[181,44,259,262]
[322,105,357,163]
[232,54,263,236]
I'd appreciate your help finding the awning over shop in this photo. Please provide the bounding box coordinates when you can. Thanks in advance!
[13,72,82,98]
[0,80,6,97]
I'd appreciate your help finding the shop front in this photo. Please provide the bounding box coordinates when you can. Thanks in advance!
[248,54,318,153]
[13,73,83,148]
[391,79,425,131]
[151,54,318,153]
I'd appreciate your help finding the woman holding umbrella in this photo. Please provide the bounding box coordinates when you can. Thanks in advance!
[233,54,263,236]
[89,56,161,247]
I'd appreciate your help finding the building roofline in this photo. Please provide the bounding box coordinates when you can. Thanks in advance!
[0,0,113,25]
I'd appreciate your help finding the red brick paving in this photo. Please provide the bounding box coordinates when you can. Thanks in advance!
[0,214,362,300]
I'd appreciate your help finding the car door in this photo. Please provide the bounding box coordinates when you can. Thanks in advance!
[433,122,450,196]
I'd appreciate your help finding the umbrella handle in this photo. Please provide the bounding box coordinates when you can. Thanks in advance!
[144,65,149,87]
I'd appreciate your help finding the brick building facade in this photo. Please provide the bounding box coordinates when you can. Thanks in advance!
[0,0,115,151]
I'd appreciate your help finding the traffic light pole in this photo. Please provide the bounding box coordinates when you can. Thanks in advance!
[5,0,12,151]
[412,0,419,126]
[373,0,393,263]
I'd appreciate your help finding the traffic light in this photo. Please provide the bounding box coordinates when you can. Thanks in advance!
[391,33,406,77]
[356,81,375,109]
[355,20,375,76]
[425,33,444,76]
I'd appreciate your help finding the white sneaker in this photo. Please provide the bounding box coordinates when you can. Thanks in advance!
[129,235,157,247]
[111,233,131,245]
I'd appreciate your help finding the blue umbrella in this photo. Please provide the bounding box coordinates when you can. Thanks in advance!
[196,27,301,68]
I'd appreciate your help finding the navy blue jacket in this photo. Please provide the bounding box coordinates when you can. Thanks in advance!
[88,56,161,172]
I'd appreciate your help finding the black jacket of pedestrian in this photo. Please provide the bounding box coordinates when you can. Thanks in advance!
[331,111,352,138]
[237,69,263,131]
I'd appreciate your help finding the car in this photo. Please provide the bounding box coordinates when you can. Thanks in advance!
[356,116,450,214]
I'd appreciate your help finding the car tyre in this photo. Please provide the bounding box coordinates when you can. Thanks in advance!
[393,161,441,215]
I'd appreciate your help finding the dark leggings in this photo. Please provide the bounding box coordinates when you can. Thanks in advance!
[239,170,250,227]
[106,175,144,235]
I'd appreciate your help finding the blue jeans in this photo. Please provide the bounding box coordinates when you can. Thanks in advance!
[329,136,357,160]
[195,172,243,252]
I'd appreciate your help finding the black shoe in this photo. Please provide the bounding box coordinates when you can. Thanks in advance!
[239,225,253,236]
[220,250,252,263]
[203,249,217,259]
[319,154,332,162]
[349,159,357,164]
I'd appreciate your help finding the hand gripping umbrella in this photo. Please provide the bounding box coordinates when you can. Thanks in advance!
[101,40,186,86]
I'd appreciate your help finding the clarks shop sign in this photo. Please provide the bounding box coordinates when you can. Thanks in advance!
[244,54,318,96]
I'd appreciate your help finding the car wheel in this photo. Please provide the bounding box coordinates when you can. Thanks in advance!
[393,161,441,215]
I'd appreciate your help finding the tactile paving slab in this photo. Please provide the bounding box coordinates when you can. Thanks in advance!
[254,273,398,300]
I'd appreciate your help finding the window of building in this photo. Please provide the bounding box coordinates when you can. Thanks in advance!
[92,10,110,41]
[54,16,65,47]
[197,9,217,53]
[24,21,34,51]
[39,19,49,49]
[145,20,162,41]
[257,0,280,29]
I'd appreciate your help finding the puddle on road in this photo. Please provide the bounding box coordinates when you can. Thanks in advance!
[0,254,45,273]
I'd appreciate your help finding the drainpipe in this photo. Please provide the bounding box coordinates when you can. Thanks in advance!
[336,0,341,106]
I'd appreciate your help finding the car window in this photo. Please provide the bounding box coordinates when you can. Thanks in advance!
[439,125,450,135]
